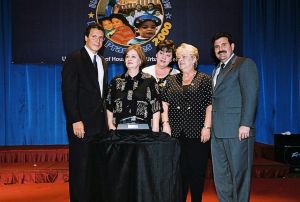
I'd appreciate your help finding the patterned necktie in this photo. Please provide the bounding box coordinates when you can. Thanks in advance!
[214,63,225,87]
[217,63,225,81]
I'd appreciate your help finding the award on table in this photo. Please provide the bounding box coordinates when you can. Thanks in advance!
[117,116,150,131]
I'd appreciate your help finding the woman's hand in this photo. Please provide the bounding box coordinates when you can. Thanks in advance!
[152,112,160,132]
[200,127,211,143]
[109,125,116,130]
[161,102,171,135]
[107,110,116,131]
[162,122,171,135]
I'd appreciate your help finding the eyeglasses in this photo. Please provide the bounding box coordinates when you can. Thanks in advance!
[91,35,105,42]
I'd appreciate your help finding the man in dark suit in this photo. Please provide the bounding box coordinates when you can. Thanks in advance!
[211,32,259,202]
[62,23,108,202]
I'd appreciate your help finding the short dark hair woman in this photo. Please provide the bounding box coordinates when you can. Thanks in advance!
[142,40,179,90]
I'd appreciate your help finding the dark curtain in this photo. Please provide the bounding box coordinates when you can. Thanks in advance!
[243,0,300,144]
[1,0,299,145]
[0,0,10,145]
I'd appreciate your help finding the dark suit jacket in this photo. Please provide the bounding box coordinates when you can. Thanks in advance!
[211,55,259,138]
[62,47,108,136]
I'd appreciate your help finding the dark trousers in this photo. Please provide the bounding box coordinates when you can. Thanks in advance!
[67,126,103,202]
[178,136,210,202]
[68,132,89,202]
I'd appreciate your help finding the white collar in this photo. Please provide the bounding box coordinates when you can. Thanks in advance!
[221,53,235,67]
[84,45,98,61]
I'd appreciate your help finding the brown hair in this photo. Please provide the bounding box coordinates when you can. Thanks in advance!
[84,23,105,38]
[156,39,176,56]
[123,45,147,68]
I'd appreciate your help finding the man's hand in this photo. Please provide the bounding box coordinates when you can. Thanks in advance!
[239,126,250,141]
[73,121,85,138]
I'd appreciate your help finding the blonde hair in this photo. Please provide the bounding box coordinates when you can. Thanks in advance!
[176,43,199,68]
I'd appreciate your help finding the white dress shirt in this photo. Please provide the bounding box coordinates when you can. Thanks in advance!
[213,53,235,87]
[85,46,104,96]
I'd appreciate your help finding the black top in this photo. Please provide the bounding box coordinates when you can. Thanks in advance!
[156,68,174,90]
[106,71,161,125]
[161,72,212,138]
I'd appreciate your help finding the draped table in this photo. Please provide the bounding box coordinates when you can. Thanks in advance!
[88,131,181,202]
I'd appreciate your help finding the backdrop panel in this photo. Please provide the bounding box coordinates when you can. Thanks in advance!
[1,0,299,145]
[12,0,242,65]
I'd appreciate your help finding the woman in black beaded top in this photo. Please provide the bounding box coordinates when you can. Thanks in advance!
[161,43,212,202]
[106,44,161,132]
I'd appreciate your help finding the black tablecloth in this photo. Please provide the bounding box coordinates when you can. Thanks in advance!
[88,131,181,202]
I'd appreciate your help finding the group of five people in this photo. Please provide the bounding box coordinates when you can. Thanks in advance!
[62,23,259,202]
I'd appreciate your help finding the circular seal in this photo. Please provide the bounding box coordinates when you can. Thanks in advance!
[96,1,164,46]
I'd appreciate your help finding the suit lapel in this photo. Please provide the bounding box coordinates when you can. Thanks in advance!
[214,56,238,90]
[81,48,101,93]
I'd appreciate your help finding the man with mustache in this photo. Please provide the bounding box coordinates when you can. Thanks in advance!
[210,32,259,202]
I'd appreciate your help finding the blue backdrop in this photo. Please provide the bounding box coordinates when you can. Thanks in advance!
[1,0,299,145]
[11,0,243,64]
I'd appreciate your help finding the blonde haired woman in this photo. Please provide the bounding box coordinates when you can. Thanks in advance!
[161,43,212,202]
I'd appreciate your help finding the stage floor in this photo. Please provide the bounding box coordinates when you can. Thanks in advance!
[0,144,298,201]
[0,178,300,202]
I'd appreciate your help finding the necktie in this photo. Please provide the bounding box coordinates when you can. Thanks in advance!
[220,63,225,68]
[93,54,102,96]
[213,63,225,87]
[93,55,97,69]
[217,63,225,80]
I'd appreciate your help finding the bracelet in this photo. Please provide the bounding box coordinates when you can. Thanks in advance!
[203,126,211,129]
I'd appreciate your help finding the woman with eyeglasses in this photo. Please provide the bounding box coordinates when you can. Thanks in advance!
[161,43,212,202]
